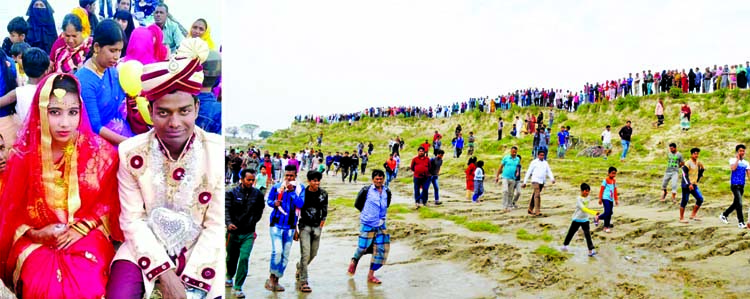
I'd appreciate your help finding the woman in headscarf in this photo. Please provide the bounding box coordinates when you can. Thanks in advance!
[681,70,688,93]
[50,14,93,74]
[189,18,216,50]
[75,19,132,146]
[0,72,123,299]
[122,24,167,65]
[113,10,135,57]
[25,0,58,54]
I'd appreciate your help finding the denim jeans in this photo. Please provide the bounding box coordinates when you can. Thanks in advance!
[99,0,114,18]
[269,226,295,278]
[429,175,440,201]
[413,177,430,204]
[621,140,630,159]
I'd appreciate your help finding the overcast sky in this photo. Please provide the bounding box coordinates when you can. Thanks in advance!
[225,0,750,133]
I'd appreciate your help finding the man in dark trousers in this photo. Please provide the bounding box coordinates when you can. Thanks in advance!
[340,151,351,183]
[225,169,265,298]
[618,120,633,163]
[411,147,431,209]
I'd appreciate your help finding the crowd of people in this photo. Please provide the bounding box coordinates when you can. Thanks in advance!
[292,63,750,126]
[0,1,224,298]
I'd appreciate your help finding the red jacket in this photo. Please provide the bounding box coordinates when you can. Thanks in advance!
[410,155,430,178]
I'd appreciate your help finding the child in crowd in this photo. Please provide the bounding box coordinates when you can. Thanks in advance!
[511,124,517,137]
[2,17,28,54]
[562,183,599,256]
[257,165,269,195]
[9,42,30,86]
[598,167,619,233]
[15,47,50,124]
[472,160,485,203]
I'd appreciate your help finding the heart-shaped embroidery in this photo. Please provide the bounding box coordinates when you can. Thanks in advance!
[148,207,201,256]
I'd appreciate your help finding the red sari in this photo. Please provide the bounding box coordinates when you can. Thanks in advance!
[465,163,476,191]
[681,75,688,93]
[0,73,123,298]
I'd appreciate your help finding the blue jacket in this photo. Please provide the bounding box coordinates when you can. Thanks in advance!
[196,92,222,134]
[266,182,305,229]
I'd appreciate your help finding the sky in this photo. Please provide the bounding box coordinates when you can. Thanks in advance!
[1,0,222,47]
[224,0,750,134]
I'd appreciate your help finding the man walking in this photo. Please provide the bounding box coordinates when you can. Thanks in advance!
[340,152,351,182]
[496,146,522,212]
[557,126,568,158]
[410,147,431,208]
[660,143,684,204]
[296,171,328,293]
[720,145,750,229]
[523,151,555,216]
[265,165,305,292]
[601,125,612,160]
[225,169,265,298]
[497,117,504,140]
[361,152,369,175]
[619,121,633,162]
[348,170,392,284]
[429,149,445,205]
[455,132,465,158]
[679,148,705,223]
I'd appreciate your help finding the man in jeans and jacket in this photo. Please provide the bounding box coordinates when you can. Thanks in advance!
[225,169,265,298]
[411,147,431,208]
[296,171,328,293]
[265,165,305,292]
[619,121,633,162]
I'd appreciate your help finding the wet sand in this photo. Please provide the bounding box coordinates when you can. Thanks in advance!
[235,177,498,298]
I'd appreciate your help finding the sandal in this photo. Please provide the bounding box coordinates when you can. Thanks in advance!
[527,210,534,215]
[368,276,382,284]
[690,217,701,221]
[347,259,357,276]
[265,279,285,292]
[679,219,689,224]
[299,282,312,293]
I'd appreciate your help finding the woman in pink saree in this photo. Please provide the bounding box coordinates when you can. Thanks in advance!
[0,73,123,298]
[122,24,168,64]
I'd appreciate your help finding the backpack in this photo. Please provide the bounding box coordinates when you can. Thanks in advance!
[355,185,392,212]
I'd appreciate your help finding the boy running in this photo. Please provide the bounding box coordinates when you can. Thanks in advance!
[562,183,599,257]
[598,167,619,233]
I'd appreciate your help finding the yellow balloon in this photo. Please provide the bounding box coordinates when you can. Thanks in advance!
[118,60,144,97]
[135,96,152,125]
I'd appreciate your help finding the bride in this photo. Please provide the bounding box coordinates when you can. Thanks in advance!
[0,73,123,298]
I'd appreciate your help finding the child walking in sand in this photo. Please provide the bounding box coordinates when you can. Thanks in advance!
[472,161,485,203]
[598,167,619,233]
[562,183,599,256]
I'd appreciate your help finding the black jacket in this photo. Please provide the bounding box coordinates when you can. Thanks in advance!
[340,156,351,169]
[225,185,265,235]
[299,187,328,228]
[618,126,633,142]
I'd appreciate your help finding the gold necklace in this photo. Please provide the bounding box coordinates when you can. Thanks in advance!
[89,60,105,76]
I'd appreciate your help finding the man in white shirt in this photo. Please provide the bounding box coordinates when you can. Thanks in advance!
[601,125,612,160]
[522,151,555,216]
[514,116,524,138]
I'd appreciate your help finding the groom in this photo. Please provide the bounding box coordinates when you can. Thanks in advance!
[106,38,225,299]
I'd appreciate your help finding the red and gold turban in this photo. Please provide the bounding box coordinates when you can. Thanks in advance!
[141,38,210,102]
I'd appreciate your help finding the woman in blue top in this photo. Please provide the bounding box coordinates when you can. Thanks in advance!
[75,19,132,146]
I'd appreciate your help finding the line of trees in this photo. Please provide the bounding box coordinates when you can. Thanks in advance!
[224,124,273,140]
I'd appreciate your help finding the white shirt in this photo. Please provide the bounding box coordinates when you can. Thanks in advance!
[601,130,612,144]
[15,83,37,124]
[523,158,555,184]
